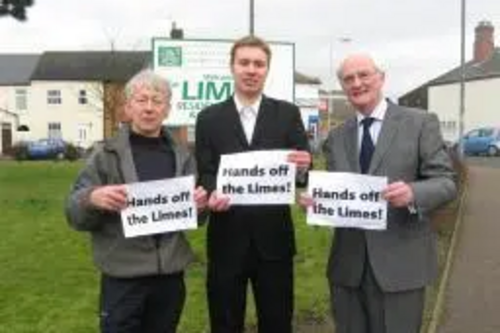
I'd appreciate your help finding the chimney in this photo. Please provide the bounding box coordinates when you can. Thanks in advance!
[473,20,495,62]
[170,21,184,39]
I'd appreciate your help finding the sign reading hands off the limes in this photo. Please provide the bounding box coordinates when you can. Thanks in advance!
[120,176,197,238]
[217,150,296,205]
[307,171,388,230]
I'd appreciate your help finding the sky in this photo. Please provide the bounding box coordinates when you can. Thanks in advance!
[1,0,500,98]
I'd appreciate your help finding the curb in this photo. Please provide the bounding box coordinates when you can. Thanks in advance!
[426,185,468,333]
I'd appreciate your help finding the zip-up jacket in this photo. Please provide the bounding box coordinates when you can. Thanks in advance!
[65,125,196,277]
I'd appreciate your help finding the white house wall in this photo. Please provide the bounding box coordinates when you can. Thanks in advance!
[0,85,31,151]
[0,87,7,111]
[28,81,104,148]
[429,77,500,142]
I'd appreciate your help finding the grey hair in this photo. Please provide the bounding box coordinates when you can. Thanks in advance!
[336,53,385,80]
[124,69,172,100]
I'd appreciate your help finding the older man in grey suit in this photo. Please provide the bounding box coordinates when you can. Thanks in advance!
[302,54,456,333]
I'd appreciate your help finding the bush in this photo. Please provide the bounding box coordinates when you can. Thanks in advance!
[64,143,81,161]
[9,143,29,161]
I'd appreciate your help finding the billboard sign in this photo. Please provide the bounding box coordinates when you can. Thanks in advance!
[152,38,295,126]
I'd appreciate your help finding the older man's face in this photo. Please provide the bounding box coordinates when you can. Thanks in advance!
[126,84,169,137]
[339,56,384,115]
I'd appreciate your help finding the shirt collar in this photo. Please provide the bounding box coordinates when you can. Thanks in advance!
[233,94,262,115]
[356,98,388,125]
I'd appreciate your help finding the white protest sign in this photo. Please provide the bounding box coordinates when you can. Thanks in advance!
[120,175,197,238]
[217,150,296,205]
[307,171,388,230]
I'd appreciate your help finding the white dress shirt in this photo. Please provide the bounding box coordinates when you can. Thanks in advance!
[356,98,388,149]
[234,95,262,144]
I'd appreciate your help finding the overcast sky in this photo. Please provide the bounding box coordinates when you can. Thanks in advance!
[1,0,499,98]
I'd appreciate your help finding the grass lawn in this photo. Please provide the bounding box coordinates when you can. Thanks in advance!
[0,158,460,333]
[0,161,331,333]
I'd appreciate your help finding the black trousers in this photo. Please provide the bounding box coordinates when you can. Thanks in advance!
[207,245,294,333]
[99,272,185,333]
[330,261,425,333]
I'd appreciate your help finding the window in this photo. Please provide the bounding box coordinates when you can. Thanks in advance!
[78,127,87,141]
[79,90,88,104]
[48,122,62,138]
[15,89,27,111]
[480,128,494,137]
[47,90,62,104]
[440,121,457,131]
[466,129,480,138]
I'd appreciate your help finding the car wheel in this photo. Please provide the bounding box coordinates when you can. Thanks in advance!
[487,146,499,157]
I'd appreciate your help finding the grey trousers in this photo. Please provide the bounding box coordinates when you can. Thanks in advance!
[330,261,425,333]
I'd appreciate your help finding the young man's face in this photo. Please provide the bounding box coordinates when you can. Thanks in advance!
[125,84,169,137]
[231,46,269,99]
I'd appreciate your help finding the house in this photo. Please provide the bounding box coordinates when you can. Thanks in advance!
[318,89,355,138]
[0,54,39,154]
[399,20,500,142]
[29,51,150,148]
[0,49,324,152]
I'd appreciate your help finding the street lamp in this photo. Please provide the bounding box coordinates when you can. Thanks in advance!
[249,0,255,35]
[329,37,352,89]
[458,0,466,160]
[327,37,352,129]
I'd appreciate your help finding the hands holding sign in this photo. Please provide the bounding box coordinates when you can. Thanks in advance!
[381,181,415,208]
[89,185,128,212]
[207,191,231,212]
[301,171,388,230]
[119,176,209,238]
[89,182,208,213]
[287,150,311,170]
[299,172,419,230]
[194,186,209,210]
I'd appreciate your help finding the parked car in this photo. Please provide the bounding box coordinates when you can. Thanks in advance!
[26,138,68,159]
[8,138,81,161]
[460,127,500,156]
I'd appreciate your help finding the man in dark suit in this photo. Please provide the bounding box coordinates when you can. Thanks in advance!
[195,35,311,333]
[301,54,456,333]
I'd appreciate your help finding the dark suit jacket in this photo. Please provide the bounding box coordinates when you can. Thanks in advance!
[195,96,310,266]
[324,103,457,292]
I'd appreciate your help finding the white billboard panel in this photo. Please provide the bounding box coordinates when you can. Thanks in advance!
[152,38,295,126]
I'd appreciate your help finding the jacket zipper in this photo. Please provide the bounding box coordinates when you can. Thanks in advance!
[154,235,162,274]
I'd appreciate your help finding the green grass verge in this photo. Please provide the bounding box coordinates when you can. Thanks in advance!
[0,161,331,332]
[0,157,460,333]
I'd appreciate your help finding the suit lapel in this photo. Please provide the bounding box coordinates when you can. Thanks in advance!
[223,98,249,148]
[343,117,360,172]
[369,104,400,174]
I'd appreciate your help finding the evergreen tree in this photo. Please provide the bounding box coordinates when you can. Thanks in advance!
[0,0,35,21]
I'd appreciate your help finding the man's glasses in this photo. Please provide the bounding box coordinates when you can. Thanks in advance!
[341,70,379,86]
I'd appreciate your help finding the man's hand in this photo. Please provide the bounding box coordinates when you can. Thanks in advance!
[382,181,414,208]
[298,192,314,210]
[194,186,208,210]
[89,185,128,212]
[287,150,311,171]
[207,191,231,212]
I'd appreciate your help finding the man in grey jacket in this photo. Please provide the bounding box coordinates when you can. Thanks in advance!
[300,54,456,333]
[66,69,207,333]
